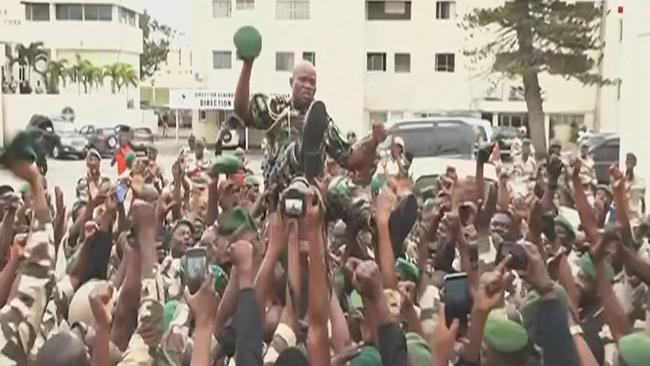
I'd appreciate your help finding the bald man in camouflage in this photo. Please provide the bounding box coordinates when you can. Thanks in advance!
[231,59,386,207]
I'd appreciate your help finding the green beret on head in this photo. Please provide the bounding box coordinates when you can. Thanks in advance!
[211,154,242,176]
[233,25,262,60]
[245,175,261,187]
[395,257,420,282]
[406,332,432,366]
[579,252,615,281]
[554,215,577,239]
[87,148,101,160]
[370,174,385,196]
[163,300,179,331]
[218,207,258,236]
[521,283,568,344]
[549,139,562,148]
[173,218,195,235]
[618,332,650,366]
[350,346,382,366]
[125,151,137,165]
[484,311,529,353]
[522,138,532,146]
[596,184,613,198]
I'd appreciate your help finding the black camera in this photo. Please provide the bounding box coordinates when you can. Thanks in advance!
[280,177,311,218]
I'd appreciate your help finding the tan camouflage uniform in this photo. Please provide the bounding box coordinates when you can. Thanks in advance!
[0,214,54,365]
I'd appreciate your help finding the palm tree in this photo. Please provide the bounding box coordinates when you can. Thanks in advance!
[119,64,138,91]
[43,59,68,94]
[16,42,48,83]
[66,55,84,94]
[79,59,95,94]
[103,62,122,94]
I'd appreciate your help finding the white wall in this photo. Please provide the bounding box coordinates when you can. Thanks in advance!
[619,0,650,193]
[2,94,148,145]
[192,0,366,137]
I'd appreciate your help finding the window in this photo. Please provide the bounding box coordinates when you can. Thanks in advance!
[276,0,310,20]
[394,53,410,73]
[119,7,136,26]
[302,52,316,66]
[236,0,255,10]
[499,113,528,128]
[435,53,455,72]
[366,1,411,20]
[276,52,295,71]
[213,51,232,69]
[549,114,584,127]
[369,111,388,125]
[55,4,83,20]
[367,53,387,71]
[213,0,232,18]
[84,5,112,21]
[25,3,50,21]
[436,1,455,19]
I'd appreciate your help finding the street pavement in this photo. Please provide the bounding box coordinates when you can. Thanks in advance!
[0,139,263,207]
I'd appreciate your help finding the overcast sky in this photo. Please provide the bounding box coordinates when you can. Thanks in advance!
[141,0,191,37]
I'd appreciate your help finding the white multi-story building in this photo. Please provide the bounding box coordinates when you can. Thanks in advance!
[141,41,200,107]
[0,0,146,144]
[191,0,622,144]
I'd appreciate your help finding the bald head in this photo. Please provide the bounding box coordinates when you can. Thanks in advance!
[290,60,317,110]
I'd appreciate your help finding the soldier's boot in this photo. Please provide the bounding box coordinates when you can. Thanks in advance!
[327,176,418,259]
[297,100,329,181]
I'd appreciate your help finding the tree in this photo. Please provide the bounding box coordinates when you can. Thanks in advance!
[16,42,49,83]
[67,55,84,94]
[463,0,607,154]
[103,62,123,94]
[78,59,96,94]
[103,62,138,93]
[139,10,171,80]
[42,59,68,94]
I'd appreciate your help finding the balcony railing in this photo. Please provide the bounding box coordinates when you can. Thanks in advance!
[276,0,309,20]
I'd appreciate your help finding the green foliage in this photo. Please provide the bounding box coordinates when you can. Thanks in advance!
[104,62,138,93]
[43,59,68,94]
[463,0,607,85]
[139,10,171,80]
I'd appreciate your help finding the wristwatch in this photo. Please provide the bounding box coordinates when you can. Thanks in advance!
[570,324,584,337]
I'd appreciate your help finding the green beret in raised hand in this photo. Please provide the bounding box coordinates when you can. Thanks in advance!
[233,26,262,60]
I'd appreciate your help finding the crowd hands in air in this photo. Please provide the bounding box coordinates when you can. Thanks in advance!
[1,55,650,366]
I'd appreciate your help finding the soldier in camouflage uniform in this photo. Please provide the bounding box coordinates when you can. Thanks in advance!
[0,161,55,365]
[231,59,386,208]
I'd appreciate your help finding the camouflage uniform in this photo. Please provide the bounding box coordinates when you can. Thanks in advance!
[245,94,352,198]
[326,176,374,249]
[0,214,54,365]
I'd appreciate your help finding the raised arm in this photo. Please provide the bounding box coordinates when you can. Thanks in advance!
[570,159,600,244]
[234,60,254,123]
[304,189,331,366]
[591,231,632,340]
[376,189,398,289]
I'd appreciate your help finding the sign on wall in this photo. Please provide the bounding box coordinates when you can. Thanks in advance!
[169,89,290,110]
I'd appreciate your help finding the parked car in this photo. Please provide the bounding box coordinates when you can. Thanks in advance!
[411,156,498,197]
[378,118,478,159]
[131,127,155,153]
[585,132,619,184]
[80,125,118,157]
[50,120,89,159]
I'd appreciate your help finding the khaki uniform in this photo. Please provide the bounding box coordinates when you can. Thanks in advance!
[0,215,54,365]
